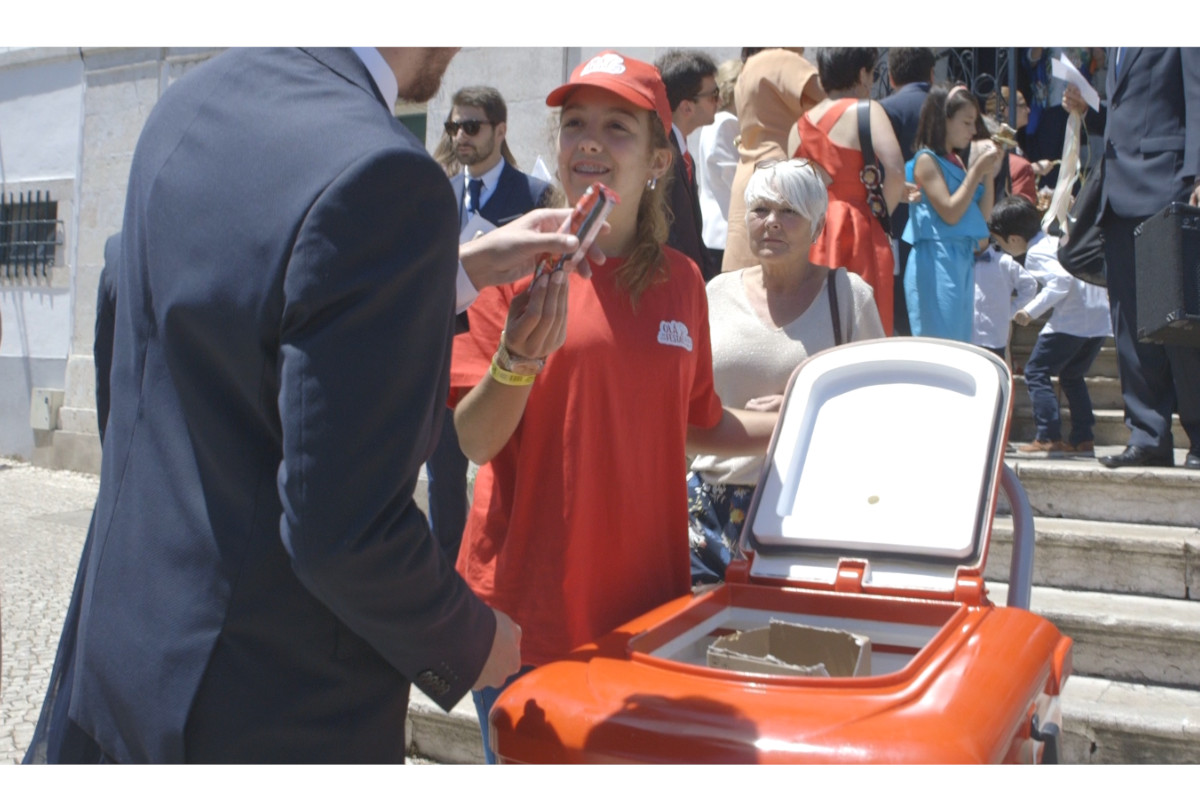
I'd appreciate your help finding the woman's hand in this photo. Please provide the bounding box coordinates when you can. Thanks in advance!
[1062,84,1088,116]
[904,182,922,203]
[973,141,1004,178]
[503,270,570,360]
[744,394,784,413]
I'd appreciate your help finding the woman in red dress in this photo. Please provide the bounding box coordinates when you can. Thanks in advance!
[790,48,905,333]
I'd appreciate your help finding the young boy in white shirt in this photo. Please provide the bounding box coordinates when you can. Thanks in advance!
[973,238,1038,361]
[988,196,1112,455]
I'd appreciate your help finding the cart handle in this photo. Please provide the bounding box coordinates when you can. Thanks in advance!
[999,463,1034,610]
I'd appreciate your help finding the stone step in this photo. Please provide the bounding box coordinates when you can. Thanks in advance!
[1061,676,1200,764]
[1002,447,1200,526]
[986,515,1199,600]
[1009,407,1188,448]
[988,581,1200,689]
[405,669,1200,764]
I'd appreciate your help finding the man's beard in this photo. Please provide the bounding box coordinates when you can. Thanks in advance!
[456,140,494,167]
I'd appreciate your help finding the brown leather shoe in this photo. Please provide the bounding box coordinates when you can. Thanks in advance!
[1018,440,1067,453]
[1068,440,1094,453]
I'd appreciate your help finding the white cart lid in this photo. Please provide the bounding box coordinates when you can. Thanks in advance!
[744,339,1011,596]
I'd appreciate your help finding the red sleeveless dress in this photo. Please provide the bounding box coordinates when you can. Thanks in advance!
[795,97,894,333]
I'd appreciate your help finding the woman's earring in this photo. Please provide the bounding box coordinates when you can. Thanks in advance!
[646,177,657,190]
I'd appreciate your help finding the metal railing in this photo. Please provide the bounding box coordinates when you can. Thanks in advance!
[1,191,64,278]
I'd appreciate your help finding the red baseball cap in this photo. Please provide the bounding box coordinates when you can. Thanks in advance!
[545,50,672,137]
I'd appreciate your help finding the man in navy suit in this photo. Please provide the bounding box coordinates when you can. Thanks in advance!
[23,47,603,764]
[1065,47,1200,469]
[881,47,935,336]
[656,49,719,281]
[428,86,553,563]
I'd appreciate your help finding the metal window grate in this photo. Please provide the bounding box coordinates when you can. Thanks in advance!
[1,191,64,278]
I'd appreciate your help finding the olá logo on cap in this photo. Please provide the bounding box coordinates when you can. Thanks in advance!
[581,53,626,77]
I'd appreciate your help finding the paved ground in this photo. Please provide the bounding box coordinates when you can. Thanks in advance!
[0,458,97,764]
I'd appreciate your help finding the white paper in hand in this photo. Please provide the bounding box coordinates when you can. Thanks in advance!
[1051,55,1101,112]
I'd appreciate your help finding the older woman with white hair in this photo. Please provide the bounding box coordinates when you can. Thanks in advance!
[688,158,885,583]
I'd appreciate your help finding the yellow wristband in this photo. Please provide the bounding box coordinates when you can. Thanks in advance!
[489,359,536,387]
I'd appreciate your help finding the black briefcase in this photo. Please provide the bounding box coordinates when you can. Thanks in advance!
[1135,202,1200,346]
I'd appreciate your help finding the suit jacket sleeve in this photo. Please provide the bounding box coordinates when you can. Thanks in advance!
[1184,47,1200,181]
[277,146,495,710]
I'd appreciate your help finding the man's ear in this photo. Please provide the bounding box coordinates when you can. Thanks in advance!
[650,145,672,180]
[495,120,507,144]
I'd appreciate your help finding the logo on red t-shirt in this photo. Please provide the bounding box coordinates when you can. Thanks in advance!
[656,320,693,352]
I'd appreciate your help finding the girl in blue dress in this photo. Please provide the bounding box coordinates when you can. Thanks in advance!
[903,85,1003,341]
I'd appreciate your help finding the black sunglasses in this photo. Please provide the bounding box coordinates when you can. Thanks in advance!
[444,119,492,137]
[692,87,720,102]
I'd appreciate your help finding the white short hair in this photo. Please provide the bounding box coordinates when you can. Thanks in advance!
[744,159,828,236]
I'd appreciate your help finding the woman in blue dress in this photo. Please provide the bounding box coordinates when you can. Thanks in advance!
[903,85,1004,341]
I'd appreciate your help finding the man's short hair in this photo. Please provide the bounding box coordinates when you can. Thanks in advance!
[655,49,718,112]
[988,195,1042,241]
[451,86,507,124]
[816,48,879,93]
[888,48,936,87]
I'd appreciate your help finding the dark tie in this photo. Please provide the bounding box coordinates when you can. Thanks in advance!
[1114,47,1125,79]
[683,151,695,187]
[467,178,483,215]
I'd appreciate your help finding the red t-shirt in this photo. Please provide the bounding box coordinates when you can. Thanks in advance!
[450,248,724,666]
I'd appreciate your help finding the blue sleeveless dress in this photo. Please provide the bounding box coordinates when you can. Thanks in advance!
[902,149,988,341]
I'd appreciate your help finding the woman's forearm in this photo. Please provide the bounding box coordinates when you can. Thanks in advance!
[687,407,778,459]
[454,375,535,465]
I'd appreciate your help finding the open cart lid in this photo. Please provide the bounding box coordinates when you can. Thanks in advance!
[742,338,1011,599]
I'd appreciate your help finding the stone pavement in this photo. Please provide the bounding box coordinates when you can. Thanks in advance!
[0,458,96,764]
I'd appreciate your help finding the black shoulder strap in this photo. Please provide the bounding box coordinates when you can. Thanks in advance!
[857,100,875,169]
[827,268,844,346]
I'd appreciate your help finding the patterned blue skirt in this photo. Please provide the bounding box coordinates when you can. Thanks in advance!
[687,471,755,585]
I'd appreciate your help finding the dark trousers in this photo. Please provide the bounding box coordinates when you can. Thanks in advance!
[705,247,725,281]
[892,238,913,336]
[425,415,468,563]
[1024,332,1105,444]
[1103,213,1200,452]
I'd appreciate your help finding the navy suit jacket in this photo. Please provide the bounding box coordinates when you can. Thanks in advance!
[667,131,716,281]
[1101,47,1200,218]
[93,232,120,444]
[450,160,552,229]
[57,47,495,763]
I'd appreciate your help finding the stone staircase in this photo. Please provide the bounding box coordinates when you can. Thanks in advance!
[405,324,1200,764]
[990,321,1200,763]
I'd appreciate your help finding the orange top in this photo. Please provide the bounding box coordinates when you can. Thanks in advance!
[796,98,895,333]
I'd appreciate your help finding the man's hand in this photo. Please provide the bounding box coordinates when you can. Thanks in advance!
[460,208,608,291]
[473,608,522,691]
[1190,180,1200,207]
[1014,310,1032,326]
[1062,84,1088,116]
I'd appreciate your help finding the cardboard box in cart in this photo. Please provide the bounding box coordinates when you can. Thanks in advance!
[490,339,1073,764]
[707,620,870,678]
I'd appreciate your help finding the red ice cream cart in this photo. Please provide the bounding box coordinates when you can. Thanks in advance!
[490,338,1072,764]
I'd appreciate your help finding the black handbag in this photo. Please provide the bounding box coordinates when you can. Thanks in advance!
[857,100,892,238]
[1056,164,1106,287]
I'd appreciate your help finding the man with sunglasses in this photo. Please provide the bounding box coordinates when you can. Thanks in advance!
[430,86,552,566]
[656,49,720,281]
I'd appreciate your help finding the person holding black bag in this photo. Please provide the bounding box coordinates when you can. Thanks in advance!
[1063,47,1200,470]
[789,47,905,333]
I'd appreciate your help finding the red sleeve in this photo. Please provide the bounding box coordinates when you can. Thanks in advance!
[677,251,725,429]
[448,282,518,408]
[1009,154,1037,202]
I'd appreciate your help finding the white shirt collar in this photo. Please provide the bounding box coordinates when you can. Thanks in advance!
[465,157,505,188]
[671,123,689,156]
[351,47,398,111]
